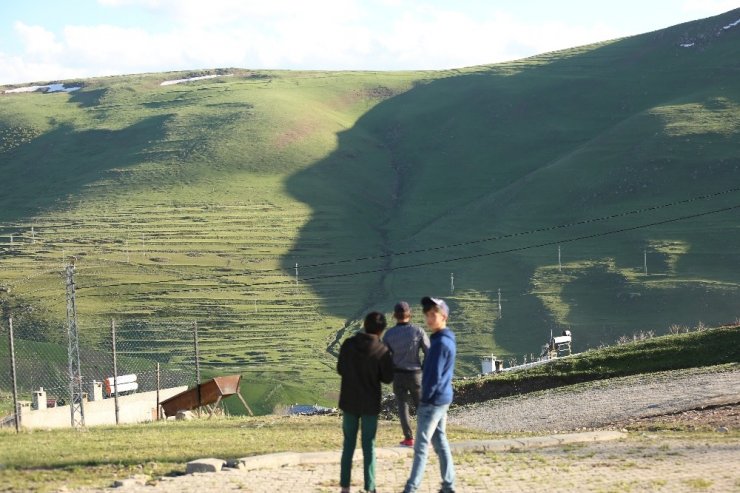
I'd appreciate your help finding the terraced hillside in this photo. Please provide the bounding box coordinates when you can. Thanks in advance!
[1,9,739,411]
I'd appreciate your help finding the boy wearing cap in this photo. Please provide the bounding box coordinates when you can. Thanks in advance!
[337,311,395,493]
[403,297,456,493]
[383,301,430,447]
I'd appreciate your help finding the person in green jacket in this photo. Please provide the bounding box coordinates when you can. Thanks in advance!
[337,311,395,493]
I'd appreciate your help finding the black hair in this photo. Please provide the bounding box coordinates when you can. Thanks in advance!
[363,311,387,335]
[422,301,442,315]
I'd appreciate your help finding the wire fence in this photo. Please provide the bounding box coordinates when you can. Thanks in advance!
[0,314,199,429]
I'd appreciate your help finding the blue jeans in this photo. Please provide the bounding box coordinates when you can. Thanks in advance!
[404,403,455,493]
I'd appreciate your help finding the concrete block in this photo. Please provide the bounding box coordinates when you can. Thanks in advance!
[19,386,187,429]
[185,458,226,474]
[236,452,301,470]
[555,431,625,444]
[297,451,338,464]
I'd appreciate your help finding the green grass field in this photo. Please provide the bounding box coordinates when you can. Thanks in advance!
[1,9,739,412]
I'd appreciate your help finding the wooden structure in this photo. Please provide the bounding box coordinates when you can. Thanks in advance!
[160,374,253,418]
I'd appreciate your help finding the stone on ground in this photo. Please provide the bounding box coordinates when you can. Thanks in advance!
[185,458,226,474]
[176,410,195,421]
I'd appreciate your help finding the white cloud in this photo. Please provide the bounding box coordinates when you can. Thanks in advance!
[0,52,84,85]
[0,1,725,85]
[14,22,64,58]
[376,8,622,70]
[97,0,366,27]
[681,0,739,15]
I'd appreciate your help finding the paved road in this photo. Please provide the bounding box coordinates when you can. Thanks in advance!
[449,365,740,433]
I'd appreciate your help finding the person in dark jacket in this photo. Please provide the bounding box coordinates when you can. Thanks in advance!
[337,311,394,493]
[403,297,456,493]
[383,300,430,447]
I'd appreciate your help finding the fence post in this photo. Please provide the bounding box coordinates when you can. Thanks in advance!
[193,321,201,415]
[193,321,201,385]
[111,319,120,425]
[8,316,20,433]
[156,362,161,421]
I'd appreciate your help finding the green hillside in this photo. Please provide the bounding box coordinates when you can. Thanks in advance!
[455,326,740,405]
[1,9,739,412]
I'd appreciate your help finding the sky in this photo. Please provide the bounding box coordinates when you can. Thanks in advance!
[0,0,738,85]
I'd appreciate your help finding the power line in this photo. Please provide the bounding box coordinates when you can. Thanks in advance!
[81,201,740,296]
[241,202,740,286]
[78,186,740,292]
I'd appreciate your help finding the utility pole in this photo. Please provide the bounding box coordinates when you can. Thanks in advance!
[497,288,502,319]
[643,249,648,275]
[295,263,299,285]
[8,315,20,433]
[65,260,85,428]
[156,362,161,421]
[558,245,562,272]
[193,321,201,414]
[450,273,455,294]
[9,234,13,245]
[193,321,201,385]
[31,227,35,244]
[110,319,120,425]
[125,240,130,264]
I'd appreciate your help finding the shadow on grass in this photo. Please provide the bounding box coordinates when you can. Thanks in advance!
[0,114,172,223]
[281,8,740,354]
[68,87,108,108]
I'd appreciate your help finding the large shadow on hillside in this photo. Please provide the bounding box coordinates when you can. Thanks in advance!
[282,8,740,355]
[0,114,172,223]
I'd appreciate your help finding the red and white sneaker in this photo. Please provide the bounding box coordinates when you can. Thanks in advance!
[399,438,414,447]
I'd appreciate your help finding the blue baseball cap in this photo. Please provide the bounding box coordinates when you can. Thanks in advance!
[421,296,449,317]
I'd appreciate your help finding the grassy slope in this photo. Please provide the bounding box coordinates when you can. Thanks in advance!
[1,10,739,412]
[290,9,740,367]
[293,9,740,365]
[454,325,740,405]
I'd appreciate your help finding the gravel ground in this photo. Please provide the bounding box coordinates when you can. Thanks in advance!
[449,365,740,433]
[71,365,740,493]
[79,434,740,493]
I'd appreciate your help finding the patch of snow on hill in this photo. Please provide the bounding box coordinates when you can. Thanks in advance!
[160,74,233,86]
[723,18,740,30]
[4,84,81,94]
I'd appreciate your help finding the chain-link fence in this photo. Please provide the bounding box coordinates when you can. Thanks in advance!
[0,314,199,429]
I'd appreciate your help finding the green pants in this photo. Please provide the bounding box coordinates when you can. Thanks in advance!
[340,412,378,491]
